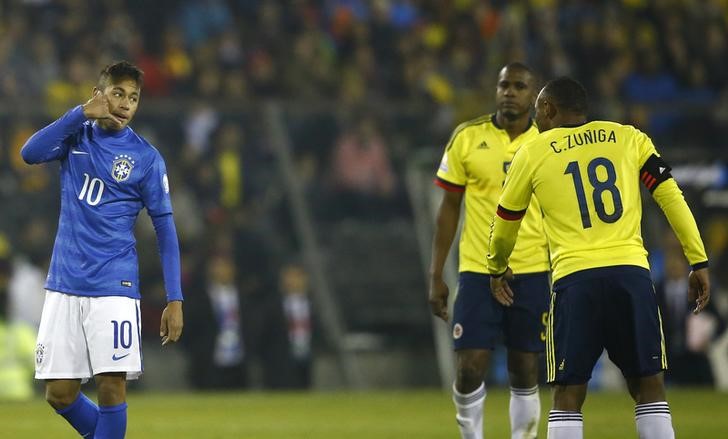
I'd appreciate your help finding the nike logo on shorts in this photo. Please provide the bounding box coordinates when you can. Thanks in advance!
[71,149,89,155]
[112,353,130,361]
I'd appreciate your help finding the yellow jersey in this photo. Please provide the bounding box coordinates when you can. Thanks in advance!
[436,114,549,274]
[488,120,708,281]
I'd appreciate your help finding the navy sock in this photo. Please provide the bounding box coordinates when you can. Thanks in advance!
[94,402,128,439]
[55,392,99,438]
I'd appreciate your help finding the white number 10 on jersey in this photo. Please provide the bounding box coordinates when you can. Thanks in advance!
[78,173,105,206]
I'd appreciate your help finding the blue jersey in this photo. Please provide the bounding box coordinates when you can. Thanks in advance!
[22,106,181,300]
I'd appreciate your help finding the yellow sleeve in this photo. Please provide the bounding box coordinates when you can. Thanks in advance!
[435,127,468,187]
[486,146,533,275]
[652,179,708,268]
[632,126,659,166]
[498,145,534,212]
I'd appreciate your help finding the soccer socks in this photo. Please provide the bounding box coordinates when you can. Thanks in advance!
[510,386,540,439]
[453,382,486,439]
[55,392,99,438]
[547,410,583,439]
[635,402,674,439]
[94,402,128,439]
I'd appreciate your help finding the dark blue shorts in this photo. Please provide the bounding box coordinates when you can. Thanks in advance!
[452,271,550,352]
[546,265,667,385]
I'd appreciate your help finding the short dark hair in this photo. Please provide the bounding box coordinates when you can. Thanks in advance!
[500,62,539,89]
[542,77,588,114]
[502,62,534,76]
[98,61,144,89]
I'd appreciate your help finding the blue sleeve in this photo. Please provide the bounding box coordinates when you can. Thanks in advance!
[140,152,173,216]
[151,213,183,302]
[21,106,87,164]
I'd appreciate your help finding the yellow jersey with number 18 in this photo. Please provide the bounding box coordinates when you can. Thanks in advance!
[493,120,707,281]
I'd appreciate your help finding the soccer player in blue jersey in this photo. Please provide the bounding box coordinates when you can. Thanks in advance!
[21,61,184,439]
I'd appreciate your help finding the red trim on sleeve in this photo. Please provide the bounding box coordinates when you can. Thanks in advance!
[434,177,465,192]
[646,176,657,190]
[496,205,526,221]
[640,170,650,184]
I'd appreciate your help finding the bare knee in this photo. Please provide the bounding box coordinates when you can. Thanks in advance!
[507,350,539,388]
[552,383,588,412]
[95,373,127,406]
[629,373,666,404]
[45,380,82,410]
[456,350,491,393]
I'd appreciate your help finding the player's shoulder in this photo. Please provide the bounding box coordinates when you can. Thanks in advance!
[451,114,493,138]
[127,127,165,160]
[585,119,642,134]
[445,114,493,150]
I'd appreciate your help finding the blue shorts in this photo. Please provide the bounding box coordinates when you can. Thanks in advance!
[546,265,667,385]
[452,271,550,352]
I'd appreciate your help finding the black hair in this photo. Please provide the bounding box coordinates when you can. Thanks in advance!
[502,62,534,76]
[499,62,539,89]
[542,76,588,114]
[97,61,144,89]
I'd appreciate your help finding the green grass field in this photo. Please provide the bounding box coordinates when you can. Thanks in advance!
[1,388,725,438]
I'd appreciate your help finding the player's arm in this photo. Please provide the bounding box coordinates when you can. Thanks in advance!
[642,154,710,313]
[428,185,463,321]
[487,147,533,306]
[21,93,122,164]
[141,155,184,344]
[428,126,468,322]
[21,106,87,164]
[152,213,184,345]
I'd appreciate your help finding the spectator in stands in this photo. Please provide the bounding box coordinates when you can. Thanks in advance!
[0,234,37,401]
[327,115,397,218]
[280,263,313,389]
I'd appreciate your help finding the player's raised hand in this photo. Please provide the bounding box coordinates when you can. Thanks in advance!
[160,300,184,345]
[490,267,514,306]
[429,276,450,322]
[82,90,123,126]
[688,267,710,314]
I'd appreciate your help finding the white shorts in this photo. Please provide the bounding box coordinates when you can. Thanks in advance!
[35,291,143,381]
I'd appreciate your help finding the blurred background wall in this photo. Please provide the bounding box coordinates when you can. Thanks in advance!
[1,0,727,394]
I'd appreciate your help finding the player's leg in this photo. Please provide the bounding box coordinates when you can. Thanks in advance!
[504,272,550,439]
[46,378,100,436]
[453,349,490,439]
[549,383,587,439]
[546,272,606,439]
[506,350,541,439]
[606,268,673,439]
[626,373,673,439]
[451,272,502,439]
[45,378,82,409]
[85,296,143,439]
[35,292,99,437]
[94,372,128,439]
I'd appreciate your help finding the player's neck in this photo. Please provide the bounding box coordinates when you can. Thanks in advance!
[555,116,588,128]
[495,113,531,141]
[93,121,127,138]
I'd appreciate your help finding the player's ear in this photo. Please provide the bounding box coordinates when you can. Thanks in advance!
[544,99,557,119]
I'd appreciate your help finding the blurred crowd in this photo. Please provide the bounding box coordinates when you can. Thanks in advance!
[2,0,728,392]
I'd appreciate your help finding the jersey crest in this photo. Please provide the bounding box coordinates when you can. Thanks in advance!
[112,154,135,182]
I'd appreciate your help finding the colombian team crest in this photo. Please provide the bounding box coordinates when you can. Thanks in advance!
[112,154,135,182]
